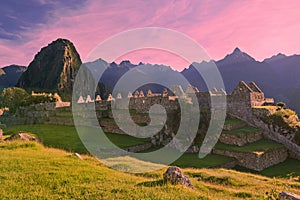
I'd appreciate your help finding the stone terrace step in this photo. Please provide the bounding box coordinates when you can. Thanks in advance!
[219,126,263,146]
[212,139,288,171]
[223,118,247,131]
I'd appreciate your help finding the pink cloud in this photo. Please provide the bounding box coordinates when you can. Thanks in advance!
[1,0,300,70]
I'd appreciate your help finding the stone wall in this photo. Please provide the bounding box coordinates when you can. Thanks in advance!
[123,142,152,153]
[219,130,263,146]
[212,147,288,171]
[223,122,247,131]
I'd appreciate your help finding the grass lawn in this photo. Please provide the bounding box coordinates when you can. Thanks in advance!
[139,146,235,168]
[172,153,235,168]
[234,159,300,179]
[260,159,300,178]
[0,141,300,199]
[3,124,300,180]
[222,126,259,136]
[214,139,284,153]
[3,125,151,154]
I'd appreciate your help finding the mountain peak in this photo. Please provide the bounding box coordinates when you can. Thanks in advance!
[16,38,82,95]
[120,60,131,65]
[264,53,287,63]
[218,47,255,65]
[233,47,241,53]
[52,38,72,45]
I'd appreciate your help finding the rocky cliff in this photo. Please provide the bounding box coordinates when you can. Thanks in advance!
[16,39,82,96]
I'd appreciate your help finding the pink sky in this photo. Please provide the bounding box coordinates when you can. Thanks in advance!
[1,0,300,70]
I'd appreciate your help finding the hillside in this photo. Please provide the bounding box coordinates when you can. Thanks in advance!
[16,38,82,96]
[0,140,300,199]
[0,65,26,89]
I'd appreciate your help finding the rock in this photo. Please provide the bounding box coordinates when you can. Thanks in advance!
[5,133,37,141]
[74,153,83,160]
[279,191,300,200]
[163,166,194,189]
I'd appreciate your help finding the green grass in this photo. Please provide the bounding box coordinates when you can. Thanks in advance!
[3,124,300,181]
[3,125,151,154]
[0,140,300,199]
[172,154,235,168]
[260,159,300,178]
[4,125,87,153]
[140,146,235,168]
[222,126,259,136]
[234,159,300,179]
[214,139,284,153]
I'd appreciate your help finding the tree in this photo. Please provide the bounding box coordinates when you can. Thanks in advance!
[276,102,286,109]
[0,87,30,113]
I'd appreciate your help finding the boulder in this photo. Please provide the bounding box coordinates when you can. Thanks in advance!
[5,133,37,141]
[163,166,194,189]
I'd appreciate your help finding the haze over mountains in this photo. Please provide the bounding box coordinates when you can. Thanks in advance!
[0,38,299,112]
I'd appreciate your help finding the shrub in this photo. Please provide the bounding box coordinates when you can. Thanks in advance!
[277,102,286,109]
[234,192,252,198]
[0,87,30,113]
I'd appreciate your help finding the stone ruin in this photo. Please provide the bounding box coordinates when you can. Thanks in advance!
[74,81,274,113]
[3,81,300,172]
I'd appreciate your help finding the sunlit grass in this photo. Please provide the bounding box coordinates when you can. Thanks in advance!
[0,140,299,199]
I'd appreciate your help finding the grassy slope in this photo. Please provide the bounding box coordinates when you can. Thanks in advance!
[0,141,300,199]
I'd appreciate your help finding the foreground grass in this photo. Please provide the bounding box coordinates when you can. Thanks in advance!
[0,141,300,199]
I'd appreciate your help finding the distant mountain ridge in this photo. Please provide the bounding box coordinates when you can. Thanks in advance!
[0,65,26,89]
[1,38,300,112]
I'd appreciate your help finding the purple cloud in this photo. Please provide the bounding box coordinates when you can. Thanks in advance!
[1,0,300,70]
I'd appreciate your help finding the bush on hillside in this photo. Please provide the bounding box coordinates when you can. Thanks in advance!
[276,102,286,109]
[263,108,299,131]
[0,87,57,113]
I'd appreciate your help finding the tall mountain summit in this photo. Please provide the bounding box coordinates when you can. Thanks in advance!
[16,38,82,95]
[217,47,256,66]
